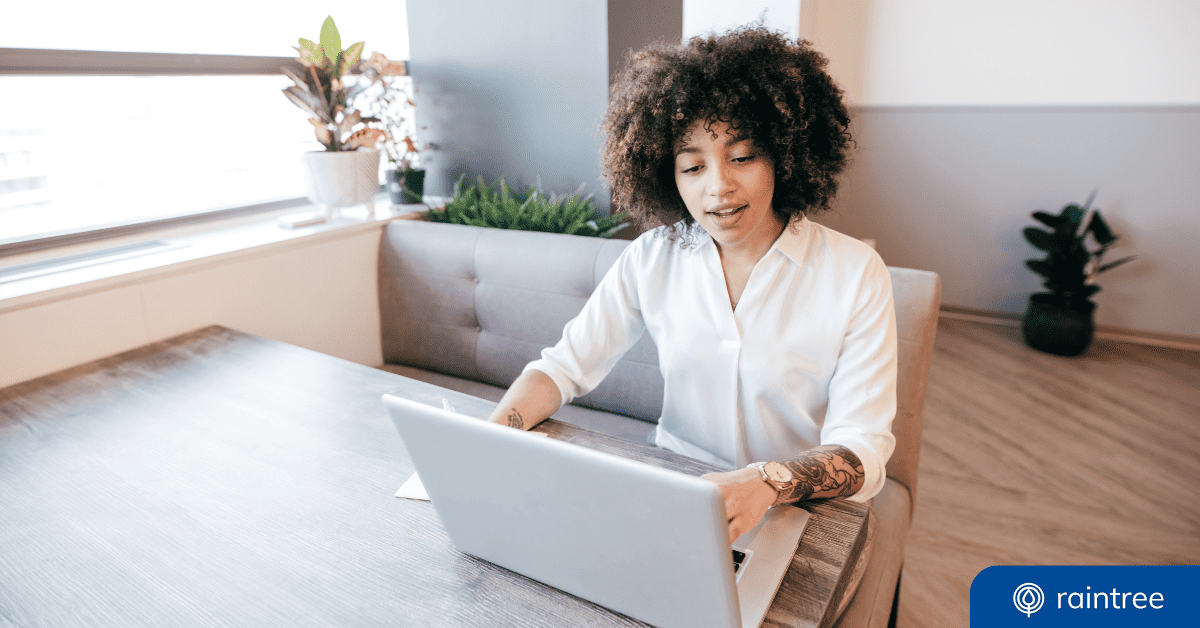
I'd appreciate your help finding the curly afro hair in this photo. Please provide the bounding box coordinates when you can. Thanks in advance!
[601,27,852,241]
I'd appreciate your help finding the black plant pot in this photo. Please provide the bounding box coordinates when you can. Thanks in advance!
[1022,293,1095,357]
[387,168,426,205]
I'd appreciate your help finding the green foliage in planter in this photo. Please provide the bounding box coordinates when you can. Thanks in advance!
[425,174,631,238]
[1023,192,1135,315]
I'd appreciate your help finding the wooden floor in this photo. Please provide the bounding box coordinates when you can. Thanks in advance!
[897,318,1200,627]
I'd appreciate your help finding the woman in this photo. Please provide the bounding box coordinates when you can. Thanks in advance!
[486,27,897,543]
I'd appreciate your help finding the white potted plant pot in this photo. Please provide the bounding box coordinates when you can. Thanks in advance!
[301,149,381,218]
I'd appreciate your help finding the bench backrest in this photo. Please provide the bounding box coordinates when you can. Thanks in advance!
[380,221,664,422]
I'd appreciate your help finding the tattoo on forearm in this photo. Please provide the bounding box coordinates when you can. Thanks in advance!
[772,445,865,506]
[506,409,525,430]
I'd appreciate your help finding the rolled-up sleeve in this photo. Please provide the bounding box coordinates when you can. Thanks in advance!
[821,253,898,503]
[524,240,648,407]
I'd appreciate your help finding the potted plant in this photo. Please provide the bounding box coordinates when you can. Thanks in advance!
[352,53,425,206]
[281,16,393,220]
[1021,192,1135,356]
[424,174,630,238]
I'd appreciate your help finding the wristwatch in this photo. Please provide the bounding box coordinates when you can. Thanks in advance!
[747,461,797,493]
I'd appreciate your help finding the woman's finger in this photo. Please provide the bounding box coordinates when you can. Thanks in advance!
[728,516,748,542]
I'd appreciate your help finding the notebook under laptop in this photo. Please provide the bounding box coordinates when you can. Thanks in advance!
[382,393,809,628]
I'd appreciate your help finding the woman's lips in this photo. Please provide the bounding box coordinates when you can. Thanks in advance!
[708,205,746,218]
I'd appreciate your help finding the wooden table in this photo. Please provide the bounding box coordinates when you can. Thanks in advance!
[0,326,868,628]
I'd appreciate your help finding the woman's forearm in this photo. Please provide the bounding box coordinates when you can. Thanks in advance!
[771,445,865,506]
[703,444,866,543]
[486,368,563,431]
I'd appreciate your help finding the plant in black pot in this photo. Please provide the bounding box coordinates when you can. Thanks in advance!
[353,52,425,205]
[1022,192,1135,356]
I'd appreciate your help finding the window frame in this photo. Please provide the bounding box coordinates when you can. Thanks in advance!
[0,48,324,257]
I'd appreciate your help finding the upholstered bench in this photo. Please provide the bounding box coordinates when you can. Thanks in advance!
[376,219,940,628]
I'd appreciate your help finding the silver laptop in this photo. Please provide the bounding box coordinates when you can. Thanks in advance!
[383,393,809,628]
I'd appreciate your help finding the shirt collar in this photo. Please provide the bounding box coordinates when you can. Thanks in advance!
[771,216,812,267]
[688,216,812,267]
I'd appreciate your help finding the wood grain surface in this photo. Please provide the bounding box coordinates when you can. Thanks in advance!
[897,319,1200,627]
[0,326,867,628]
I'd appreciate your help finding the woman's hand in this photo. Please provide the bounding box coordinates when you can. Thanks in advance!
[701,467,778,543]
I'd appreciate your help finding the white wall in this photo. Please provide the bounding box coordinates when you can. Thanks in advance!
[683,0,800,40]
[805,0,1200,106]
[819,106,1200,339]
[0,229,384,389]
[801,0,1200,339]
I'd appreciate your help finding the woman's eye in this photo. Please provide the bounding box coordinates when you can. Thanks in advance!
[732,155,754,163]
[681,165,701,174]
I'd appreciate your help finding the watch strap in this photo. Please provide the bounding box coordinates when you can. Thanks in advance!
[746,461,786,492]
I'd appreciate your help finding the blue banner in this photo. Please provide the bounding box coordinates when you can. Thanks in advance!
[971,565,1199,627]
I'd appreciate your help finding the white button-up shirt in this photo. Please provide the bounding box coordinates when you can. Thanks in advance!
[525,217,897,502]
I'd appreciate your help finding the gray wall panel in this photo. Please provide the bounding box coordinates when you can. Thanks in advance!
[816,106,1200,338]
[407,0,611,208]
[407,0,681,214]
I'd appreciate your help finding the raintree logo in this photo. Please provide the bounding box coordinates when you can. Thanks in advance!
[972,566,1198,627]
[1013,583,1044,617]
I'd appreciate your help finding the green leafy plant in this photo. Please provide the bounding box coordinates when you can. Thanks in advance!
[425,175,630,238]
[280,16,405,152]
[353,52,421,170]
[1023,191,1135,315]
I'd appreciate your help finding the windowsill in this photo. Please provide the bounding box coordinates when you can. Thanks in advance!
[0,193,426,314]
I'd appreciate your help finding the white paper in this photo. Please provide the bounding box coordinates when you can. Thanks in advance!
[395,472,430,501]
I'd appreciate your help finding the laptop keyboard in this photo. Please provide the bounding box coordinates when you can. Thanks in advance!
[732,549,747,574]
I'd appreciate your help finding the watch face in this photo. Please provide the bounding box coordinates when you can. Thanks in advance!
[765,462,792,483]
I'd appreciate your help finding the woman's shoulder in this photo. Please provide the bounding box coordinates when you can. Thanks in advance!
[802,220,889,278]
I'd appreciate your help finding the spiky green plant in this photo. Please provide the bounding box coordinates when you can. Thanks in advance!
[424,175,630,238]
[1023,191,1135,315]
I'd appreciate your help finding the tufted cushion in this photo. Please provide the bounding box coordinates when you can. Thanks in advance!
[379,221,663,423]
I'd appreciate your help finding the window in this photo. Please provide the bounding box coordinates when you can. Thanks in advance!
[0,2,410,252]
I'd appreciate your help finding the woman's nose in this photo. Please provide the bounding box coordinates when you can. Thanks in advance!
[706,163,735,197]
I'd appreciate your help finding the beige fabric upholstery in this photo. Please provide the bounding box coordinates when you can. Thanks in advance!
[379,221,942,624]
[882,268,942,506]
